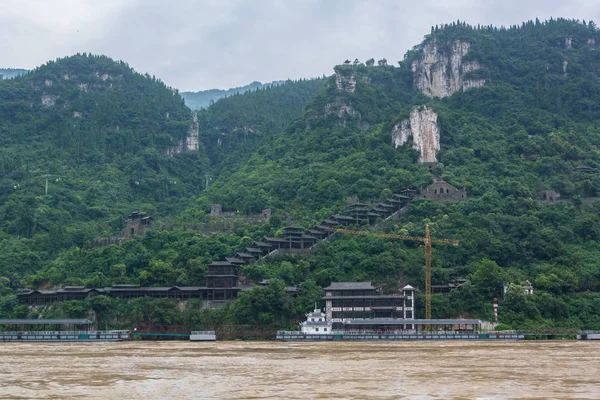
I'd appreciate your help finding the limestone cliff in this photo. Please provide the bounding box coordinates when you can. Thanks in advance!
[411,40,485,98]
[335,69,356,93]
[186,111,200,151]
[392,106,440,163]
[165,111,200,156]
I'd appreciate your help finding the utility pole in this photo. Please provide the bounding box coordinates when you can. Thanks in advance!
[42,174,62,196]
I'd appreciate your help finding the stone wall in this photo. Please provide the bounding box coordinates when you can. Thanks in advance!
[421,180,467,202]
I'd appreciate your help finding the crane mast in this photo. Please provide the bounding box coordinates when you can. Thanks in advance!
[326,224,458,321]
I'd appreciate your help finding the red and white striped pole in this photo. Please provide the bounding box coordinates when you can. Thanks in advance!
[493,298,498,322]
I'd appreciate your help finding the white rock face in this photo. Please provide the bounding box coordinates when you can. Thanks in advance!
[165,112,199,156]
[335,70,357,93]
[186,111,199,151]
[587,38,595,49]
[41,95,57,107]
[565,37,573,50]
[563,60,569,77]
[412,40,485,98]
[164,141,184,156]
[392,106,440,163]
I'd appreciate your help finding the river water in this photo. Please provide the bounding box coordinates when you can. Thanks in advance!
[0,341,598,399]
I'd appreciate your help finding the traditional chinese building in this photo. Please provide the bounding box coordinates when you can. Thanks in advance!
[122,211,154,238]
[421,180,467,202]
[322,282,415,331]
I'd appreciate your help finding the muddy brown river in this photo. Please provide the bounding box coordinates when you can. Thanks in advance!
[0,341,598,399]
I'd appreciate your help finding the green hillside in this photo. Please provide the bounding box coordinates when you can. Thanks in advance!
[3,20,600,332]
[194,18,600,330]
[197,78,327,174]
[0,55,328,325]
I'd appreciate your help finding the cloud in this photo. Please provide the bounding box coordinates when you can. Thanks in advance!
[1,0,600,91]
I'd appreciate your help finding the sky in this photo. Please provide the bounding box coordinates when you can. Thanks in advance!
[2,0,600,91]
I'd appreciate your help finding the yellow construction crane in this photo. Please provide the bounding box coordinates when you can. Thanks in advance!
[326,224,459,320]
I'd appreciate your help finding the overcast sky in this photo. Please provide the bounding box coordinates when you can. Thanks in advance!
[1,0,599,91]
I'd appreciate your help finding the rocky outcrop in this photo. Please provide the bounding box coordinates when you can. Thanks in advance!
[41,95,57,107]
[165,112,199,156]
[412,40,485,98]
[392,106,440,163]
[335,70,356,93]
[186,111,199,151]
[563,60,568,77]
[587,38,595,49]
[565,37,573,50]
[324,100,361,127]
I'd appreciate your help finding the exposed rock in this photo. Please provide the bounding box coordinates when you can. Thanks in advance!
[392,106,440,163]
[335,70,356,93]
[587,38,595,49]
[411,40,485,98]
[44,80,52,87]
[94,72,111,81]
[324,100,361,127]
[78,83,88,92]
[563,60,569,77]
[41,95,57,107]
[565,36,573,50]
[186,111,199,151]
[63,74,71,80]
[164,141,184,156]
[165,112,199,155]
[72,111,82,118]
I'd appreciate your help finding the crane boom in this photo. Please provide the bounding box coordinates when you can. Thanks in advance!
[325,225,458,321]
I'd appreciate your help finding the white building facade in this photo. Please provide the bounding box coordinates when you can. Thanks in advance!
[300,308,332,335]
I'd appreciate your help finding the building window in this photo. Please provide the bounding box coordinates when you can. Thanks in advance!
[324,328,327,332]
[406,311,413,318]
[315,328,319,332]
[406,299,412,307]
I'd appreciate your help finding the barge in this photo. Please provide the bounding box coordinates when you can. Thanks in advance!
[577,331,600,340]
[0,319,130,342]
[284,306,525,341]
[277,331,525,341]
[0,331,130,342]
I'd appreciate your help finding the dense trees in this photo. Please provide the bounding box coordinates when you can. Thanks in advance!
[3,21,600,331]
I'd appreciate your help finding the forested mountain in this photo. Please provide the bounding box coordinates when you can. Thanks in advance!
[181,80,284,110]
[0,55,327,324]
[0,68,29,80]
[0,54,212,296]
[3,19,600,332]
[193,18,600,330]
[197,78,326,173]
